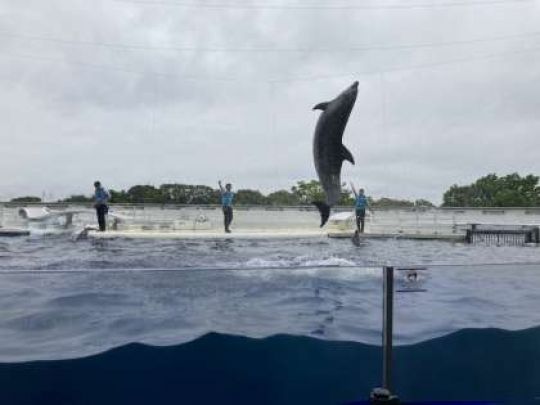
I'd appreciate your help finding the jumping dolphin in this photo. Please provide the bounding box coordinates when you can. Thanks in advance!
[312,81,358,227]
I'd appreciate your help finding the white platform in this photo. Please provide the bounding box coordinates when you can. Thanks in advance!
[86,229,328,239]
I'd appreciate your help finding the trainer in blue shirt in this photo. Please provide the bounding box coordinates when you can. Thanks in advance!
[93,181,110,231]
[218,180,234,233]
[351,182,371,234]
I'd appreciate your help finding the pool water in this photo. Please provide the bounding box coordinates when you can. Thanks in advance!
[0,234,539,362]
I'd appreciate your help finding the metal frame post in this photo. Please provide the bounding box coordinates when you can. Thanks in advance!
[382,265,394,392]
[370,266,399,404]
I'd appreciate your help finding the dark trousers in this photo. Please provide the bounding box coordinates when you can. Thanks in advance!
[222,206,233,231]
[96,204,108,231]
[355,208,366,233]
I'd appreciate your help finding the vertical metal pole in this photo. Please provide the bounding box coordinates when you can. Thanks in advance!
[382,266,394,392]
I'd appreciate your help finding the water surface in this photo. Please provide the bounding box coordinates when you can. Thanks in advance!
[0,234,539,361]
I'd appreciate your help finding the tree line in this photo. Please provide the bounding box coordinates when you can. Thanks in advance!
[442,173,540,207]
[10,180,433,208]
[61,180,359,206]
[11,173,539,207]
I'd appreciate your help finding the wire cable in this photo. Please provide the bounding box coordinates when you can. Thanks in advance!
[113,0,538,11]
[2,29,540,53]
[2,42,540,83]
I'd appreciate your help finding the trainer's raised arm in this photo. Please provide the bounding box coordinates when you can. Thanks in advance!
[350,182,358,197]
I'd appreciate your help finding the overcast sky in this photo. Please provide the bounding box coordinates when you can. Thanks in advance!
[1,0,539,203]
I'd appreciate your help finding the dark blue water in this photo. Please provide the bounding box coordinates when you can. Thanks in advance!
[0,234,539,403]
[1,328,539,404]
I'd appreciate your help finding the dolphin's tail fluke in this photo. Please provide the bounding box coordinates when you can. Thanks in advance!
[312,201,331,228]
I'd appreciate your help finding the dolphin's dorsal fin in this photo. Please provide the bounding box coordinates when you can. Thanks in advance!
[341,144,355,165]
[313,102,330,111]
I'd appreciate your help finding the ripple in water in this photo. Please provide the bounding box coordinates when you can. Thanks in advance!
[0,234,538,361]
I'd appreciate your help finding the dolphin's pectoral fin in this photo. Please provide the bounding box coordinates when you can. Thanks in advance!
[341,144,355,165]
[312,201,331,227]
[313,102,330,111]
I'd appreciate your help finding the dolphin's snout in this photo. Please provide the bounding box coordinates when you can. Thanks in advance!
[351,81,359,88]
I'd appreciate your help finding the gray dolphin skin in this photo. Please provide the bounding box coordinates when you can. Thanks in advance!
[312,81,358,227]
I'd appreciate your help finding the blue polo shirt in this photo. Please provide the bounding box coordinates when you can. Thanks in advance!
[94,187,110,205]
[355,195,367,210]
[221,191,234,207]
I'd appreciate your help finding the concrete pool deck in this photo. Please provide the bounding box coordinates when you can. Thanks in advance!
[85,228,465,241]
[328,231,466,242]
[86,229,329,239]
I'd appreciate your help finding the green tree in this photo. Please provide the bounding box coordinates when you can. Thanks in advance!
[339,188,355,205]
[61,195,93,203]
[125,185,162,203]
[187,185,219,204]
[10,196,41,203]
[291,180,325,204]
[371,197,415,208]
[158,184,215,204]
[442,173,540,207]
[291,180,354,205]
[414,199,435,208]
[109,190,129,203]
[235,189,268,205]
[159,184,189,204]
[267,190,300,205]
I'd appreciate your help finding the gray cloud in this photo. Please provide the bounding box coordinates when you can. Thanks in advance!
[1,0,539,203]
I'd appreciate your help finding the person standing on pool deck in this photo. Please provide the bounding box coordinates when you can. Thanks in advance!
[350,183,370,234]
[93,181,110,232]
[218,180,234,233]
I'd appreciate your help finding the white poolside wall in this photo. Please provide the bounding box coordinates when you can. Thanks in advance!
[2,203,540,235]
